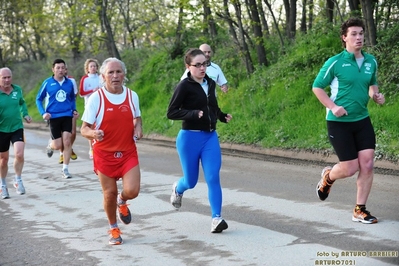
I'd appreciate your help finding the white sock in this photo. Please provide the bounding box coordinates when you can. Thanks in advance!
[117,194,126,205]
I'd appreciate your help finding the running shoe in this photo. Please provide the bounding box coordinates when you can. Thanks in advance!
[1,185,10,199]
[46,139,54,158]
[211,217,228,233]
[117,203,132,225]
[89,149,93,160]
[13,179,25,195]
[62,168,72,179]
[108,228,123,245]
[316,166,333,201]
[170,182,183,209]
[352,206,378,224]
[59,154,64,164]
[71,150,77,160]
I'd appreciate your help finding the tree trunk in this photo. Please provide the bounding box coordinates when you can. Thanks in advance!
[282,0,297,38]
[116,0,136,49]
[283,0,290,37]
[347,0,361,16]
[248,0,268,66]
[202,0,217,40]
[332,0,344,22]
[381,1,392,30]
[257,0,270,36]
[300,0,307,33]
[308,0,314,30]
[263,0,285,51]
[360,0,377,46]
[222,0,240,46]
[0,47,4,67]
[171,3,184,60]
[288,0,297,39]
[97,0,121,59]
[232,0,254,74]
[326,0,334,23]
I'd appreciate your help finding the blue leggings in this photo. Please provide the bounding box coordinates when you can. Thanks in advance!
[175,130,222,218]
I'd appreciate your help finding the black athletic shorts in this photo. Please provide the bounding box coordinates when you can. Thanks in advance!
[0,128,24,152]
[327,116,375,162]
[49,116,73,139]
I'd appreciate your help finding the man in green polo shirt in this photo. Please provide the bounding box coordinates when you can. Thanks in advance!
[312,18,385,224]
[0,67,32,199]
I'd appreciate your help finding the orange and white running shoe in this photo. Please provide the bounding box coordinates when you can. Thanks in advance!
[352,206,378,224]
[108,228,123,245]
[316,166,334,201]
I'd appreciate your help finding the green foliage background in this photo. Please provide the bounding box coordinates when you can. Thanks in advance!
[23,23,399,163]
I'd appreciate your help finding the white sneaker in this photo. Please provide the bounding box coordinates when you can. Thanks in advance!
[1,185,10,199]
[170,182,183,209]
[46,139,54,158]
[211,217,228,233]
[62,168,72,179]
[13,179,26,195]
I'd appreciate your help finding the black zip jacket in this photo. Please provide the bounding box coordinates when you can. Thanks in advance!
[167,73,228,131]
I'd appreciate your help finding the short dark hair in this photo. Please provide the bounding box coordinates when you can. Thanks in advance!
[52,58,66,67]
[184,48,205,65]
[340,17,365,47]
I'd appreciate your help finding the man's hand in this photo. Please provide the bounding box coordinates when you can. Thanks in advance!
[24,116,32,123]
[73,110,79,118]
[373,92,385,105]
[331,105,348,117]
[42,113,51,120]
[221,84,228,93]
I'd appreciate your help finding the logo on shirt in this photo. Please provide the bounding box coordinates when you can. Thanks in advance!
[11,91,18,99]
[119,105,130,112]
[114,152,123,158]
[342,63,351,67]
[106,108,114,111]
[364,63,372,74]
[55,90,67,102]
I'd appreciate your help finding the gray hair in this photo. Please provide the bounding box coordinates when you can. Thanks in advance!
[99,57,128,86]
[0,67,12,76]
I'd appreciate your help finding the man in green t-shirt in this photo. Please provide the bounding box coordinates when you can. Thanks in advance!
[312,18,385,224]
[0,67,32,199]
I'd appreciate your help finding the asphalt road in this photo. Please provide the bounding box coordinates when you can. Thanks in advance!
[0,127,398,266]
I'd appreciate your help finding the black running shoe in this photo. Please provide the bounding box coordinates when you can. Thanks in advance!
[211,217,228,233]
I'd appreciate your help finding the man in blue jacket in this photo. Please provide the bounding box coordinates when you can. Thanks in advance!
[36,59,79,179]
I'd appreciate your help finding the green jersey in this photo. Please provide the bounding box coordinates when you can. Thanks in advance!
[312,49,378,122]
[0,84,29,133]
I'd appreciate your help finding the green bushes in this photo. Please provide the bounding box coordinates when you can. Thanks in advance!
[23,23,399,162]
[128,25,399,162]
